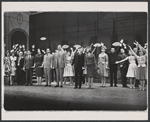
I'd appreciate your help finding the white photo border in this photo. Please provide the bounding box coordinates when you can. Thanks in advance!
[1,2,148,120]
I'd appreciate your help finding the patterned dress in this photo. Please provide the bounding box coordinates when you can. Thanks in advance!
[4,56,11,76]
[63,56,74,77]
[10,56,17,76]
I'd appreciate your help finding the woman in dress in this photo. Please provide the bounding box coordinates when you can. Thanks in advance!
[97,46,109,87]
[33,48,43,85]
[10,51,17,85]
[116,50,137,88]
[82,48,88,85]
[128,45,147,91]
[4,51,11,85]
[63,50,74,85]
[84,46,96,89]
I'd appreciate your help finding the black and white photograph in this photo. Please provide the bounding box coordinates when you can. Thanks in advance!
[1,2,148,120]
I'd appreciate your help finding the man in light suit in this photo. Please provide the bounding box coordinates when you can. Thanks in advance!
[23,51,34,86]
[43,48,53,87]
[54,45,66,88]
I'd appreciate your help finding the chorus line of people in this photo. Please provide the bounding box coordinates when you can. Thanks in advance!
[4,40,147,91]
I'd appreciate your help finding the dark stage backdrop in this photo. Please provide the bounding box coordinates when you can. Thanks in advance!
[29,12,147,53]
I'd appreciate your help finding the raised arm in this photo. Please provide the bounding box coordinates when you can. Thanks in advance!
[92,47,96,54]
[128,45,138,58]
[139,44,146,52]
[116,57,129,64]
[90,43,93,49]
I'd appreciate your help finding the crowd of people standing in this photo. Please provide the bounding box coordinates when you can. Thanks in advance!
[4,39,147,91]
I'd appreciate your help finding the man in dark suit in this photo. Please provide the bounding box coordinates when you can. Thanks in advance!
[16,51,24,85]
[117,48,129,87]
[72,47,84,89]
[108,44,122,87]
[23,51,34,86]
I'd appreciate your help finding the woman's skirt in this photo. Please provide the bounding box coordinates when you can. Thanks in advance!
[126,63,137,78]
[87,64,95,78]
[136,66,147,80]
[35,62,43,77]
[10,67,16,76]
[63,65,74,77]
[97,63,108,77]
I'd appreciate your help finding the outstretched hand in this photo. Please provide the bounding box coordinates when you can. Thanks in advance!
[115,61,119,64]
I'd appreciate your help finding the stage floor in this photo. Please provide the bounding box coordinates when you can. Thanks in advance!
[4,82,147,111]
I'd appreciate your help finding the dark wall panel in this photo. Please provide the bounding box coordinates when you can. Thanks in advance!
[29,12,147,51]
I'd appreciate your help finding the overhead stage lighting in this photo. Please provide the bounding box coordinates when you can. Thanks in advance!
[40,37,46,41]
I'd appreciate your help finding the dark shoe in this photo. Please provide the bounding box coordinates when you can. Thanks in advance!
[55,85,59,87]
[74,87,77,89]
[25,84,28,86]
[49,85,51,87]
[45,85,48,87]
[114,85,118,87]
[78,87,81,89]
[30,84,33,86]
[60,85,63,88]
[110,85,113,87]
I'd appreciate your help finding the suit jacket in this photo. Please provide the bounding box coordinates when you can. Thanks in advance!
[107,46,121,65]
[24,55,34,69]
[16,56,24,69]
[53,51,65,69]
[72,52,84,72]
[117,53,128,69]
[43,53,53,69]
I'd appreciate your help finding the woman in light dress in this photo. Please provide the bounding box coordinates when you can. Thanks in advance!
[63,50,74,85]
[10,52,17,85]
[128,45,147,91]
[116,50,137,88]
[97,46,109,87]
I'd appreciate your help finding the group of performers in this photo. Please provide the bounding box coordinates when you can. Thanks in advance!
[4,39,147,91]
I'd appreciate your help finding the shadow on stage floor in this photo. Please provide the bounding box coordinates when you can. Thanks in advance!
[4,83,147,111]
